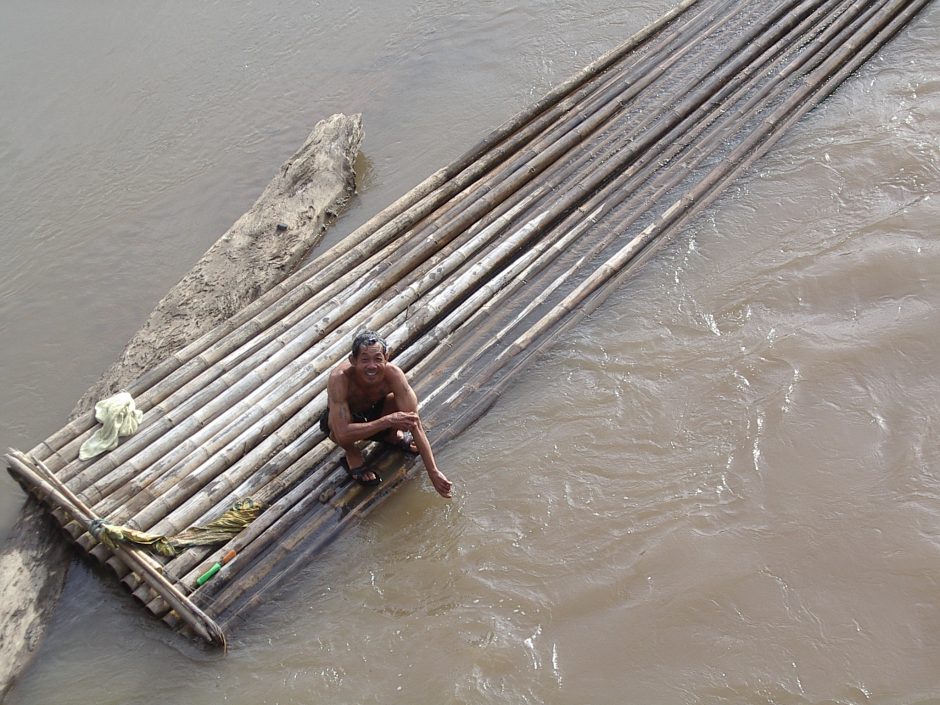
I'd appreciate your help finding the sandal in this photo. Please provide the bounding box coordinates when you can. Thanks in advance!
[341,457,382,486]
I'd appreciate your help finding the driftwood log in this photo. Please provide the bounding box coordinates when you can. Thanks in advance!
[0,113,363,698]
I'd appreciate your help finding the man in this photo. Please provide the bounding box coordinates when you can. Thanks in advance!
[320,330,453,498]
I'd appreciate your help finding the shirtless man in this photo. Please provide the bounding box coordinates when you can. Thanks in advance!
[320,330,453,498]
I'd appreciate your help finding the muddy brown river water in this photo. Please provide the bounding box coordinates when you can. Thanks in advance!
[1,1,939,703]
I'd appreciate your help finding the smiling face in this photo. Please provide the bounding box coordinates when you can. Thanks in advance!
[350,342,388,386]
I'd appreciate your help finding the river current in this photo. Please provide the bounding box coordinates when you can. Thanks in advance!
[1,1,939,703]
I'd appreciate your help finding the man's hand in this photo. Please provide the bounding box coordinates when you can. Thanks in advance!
[384,411,419,431]
[429,469,453,499]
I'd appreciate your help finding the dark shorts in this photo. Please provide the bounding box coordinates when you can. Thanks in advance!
[318,398,385,435]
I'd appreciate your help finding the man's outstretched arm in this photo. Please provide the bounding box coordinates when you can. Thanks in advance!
[388,368,453,498]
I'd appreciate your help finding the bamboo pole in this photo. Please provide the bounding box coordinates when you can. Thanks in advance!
[46,0,728,492]
[436,3,811,280]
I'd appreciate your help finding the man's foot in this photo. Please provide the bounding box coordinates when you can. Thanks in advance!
[341,457,381,486]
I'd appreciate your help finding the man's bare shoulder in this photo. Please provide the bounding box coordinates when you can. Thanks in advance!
[329,360,352,376]
[327,361,353,392]
[384,363,412,388]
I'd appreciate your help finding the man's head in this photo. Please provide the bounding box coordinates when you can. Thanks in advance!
[349,330,389,385]
[350,330,388,359]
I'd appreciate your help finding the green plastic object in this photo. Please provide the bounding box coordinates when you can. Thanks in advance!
[196,562,222,586]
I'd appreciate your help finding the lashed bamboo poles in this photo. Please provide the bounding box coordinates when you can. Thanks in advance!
[58,0,744,548]
[8,0,929,641]
[47,0,740,532]
[29,0,704,473]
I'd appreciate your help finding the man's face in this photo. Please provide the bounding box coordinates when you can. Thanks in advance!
[351,342,387,385]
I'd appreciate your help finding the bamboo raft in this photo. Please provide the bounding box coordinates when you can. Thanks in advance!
[6,0,931,646]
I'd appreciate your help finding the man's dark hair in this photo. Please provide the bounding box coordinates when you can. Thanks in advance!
[351,330,388,358]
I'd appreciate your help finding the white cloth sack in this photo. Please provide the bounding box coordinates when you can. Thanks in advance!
[78,391,144,461]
